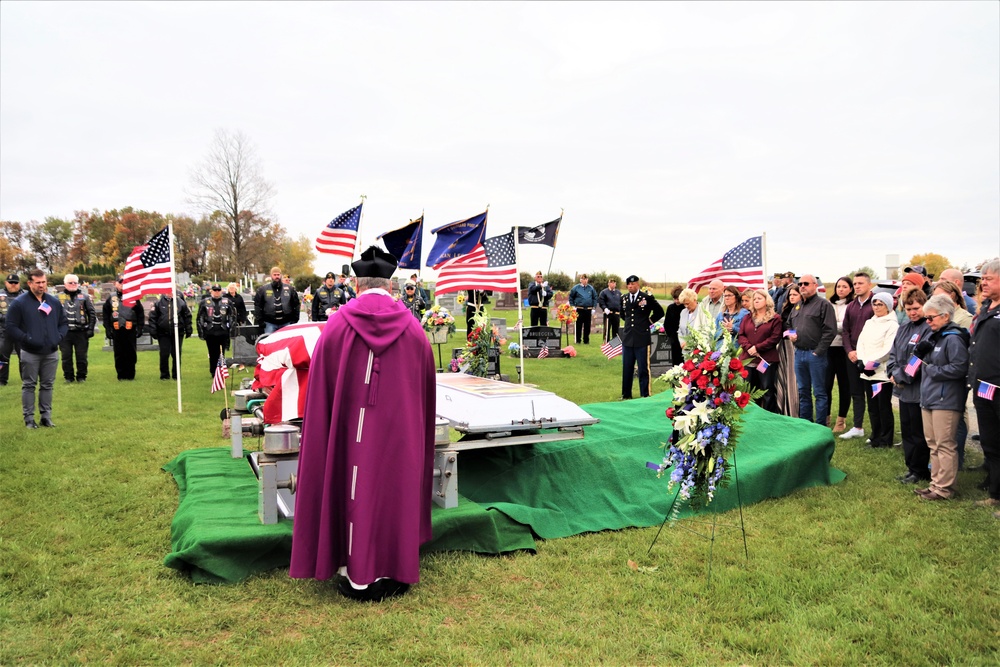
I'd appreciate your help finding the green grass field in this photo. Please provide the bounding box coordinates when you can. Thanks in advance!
[2,317,998,665]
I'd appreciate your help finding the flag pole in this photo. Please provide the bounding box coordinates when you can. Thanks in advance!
[546,209,562,275]
[168,223,183,413]
[514,225,525,385]
[353,195,366,262]
[761,231,769,291]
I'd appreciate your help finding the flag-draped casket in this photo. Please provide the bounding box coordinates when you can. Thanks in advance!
[252,322,326,423]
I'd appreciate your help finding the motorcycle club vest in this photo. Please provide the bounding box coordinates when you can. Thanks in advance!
[263,283,293,320]
[203,297,231,333]
[111,293,137,332]
[59,290,90,330]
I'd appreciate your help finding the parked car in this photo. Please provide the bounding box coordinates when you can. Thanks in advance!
[873,280,902,308]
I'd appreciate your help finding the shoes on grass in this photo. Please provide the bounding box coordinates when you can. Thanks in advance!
[972,498,1000,508]
[337,577,410,602]
[40,418,55,428]
[897,473,921,484]
[25,420,38,429]
[839,427,865,439]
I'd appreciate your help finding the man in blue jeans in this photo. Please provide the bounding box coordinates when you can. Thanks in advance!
[789,274,837,426]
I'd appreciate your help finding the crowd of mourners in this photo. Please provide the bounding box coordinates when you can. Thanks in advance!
[661,260,1000,517]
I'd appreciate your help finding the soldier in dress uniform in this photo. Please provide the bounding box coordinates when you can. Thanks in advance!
[254,266,300,334]
[102,275,145,381]
[1,273,26,385]
[312,272,346,322]
[149,292,193,380]
[57,274,97,382]
[197,284,237,376]
[620,275,664,400]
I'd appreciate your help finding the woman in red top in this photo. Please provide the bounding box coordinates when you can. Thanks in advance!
[738,288,783,413]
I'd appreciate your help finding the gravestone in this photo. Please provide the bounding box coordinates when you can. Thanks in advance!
[451,346,502,378]
[490,317,508,341]
[649,332,675,377]
[436,292,458,315]
[522,326,563,358]
[232,325,261,366]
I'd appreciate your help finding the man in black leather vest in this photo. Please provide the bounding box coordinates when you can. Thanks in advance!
[254,267,300,334]
[149,293,192,380]
[198,284,237,376]
[102,275,145,380]
[58,274,97,383]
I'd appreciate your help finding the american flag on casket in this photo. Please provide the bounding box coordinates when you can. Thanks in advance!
[252,322,326,424]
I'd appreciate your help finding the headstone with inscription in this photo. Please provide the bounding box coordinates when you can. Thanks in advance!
[521,326,562,358]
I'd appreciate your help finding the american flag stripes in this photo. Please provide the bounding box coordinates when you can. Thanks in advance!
[122,227,173,306]
[871,381,887,397]
[978,381,998,401]
[537,344,550,359]
[904,355,922,377]
[601,335,623,359]
[687,236,766,293]
[211,357,229,394]
[433,231,519,295]
[315,204,362,258]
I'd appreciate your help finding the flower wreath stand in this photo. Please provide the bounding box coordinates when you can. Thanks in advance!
[644,316,762,585]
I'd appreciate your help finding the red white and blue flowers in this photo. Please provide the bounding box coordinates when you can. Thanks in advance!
[653,317,762,509]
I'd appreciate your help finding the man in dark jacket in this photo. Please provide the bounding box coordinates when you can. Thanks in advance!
[789,274,837,426]
[254,267,300,334]
[198,284,237,376]
[312,272,346,322]
[620,275,664,400]
[226,283,248,325]
[0,273,26,385]
[6,269,68,428]
[527,272,553,326]
[568,274,599,344]
[598,278,623,343]
[840,272,875,439]
[968,258,1000,514]
[149,293,193,380]
[57,274,97,383]
[102,275,145,381]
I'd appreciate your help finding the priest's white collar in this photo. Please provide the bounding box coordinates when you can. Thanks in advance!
[357,288,391,298]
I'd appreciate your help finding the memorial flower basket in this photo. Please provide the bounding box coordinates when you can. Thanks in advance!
[556,302,578,346]
[651,317,764,513]
[422,305,456,343]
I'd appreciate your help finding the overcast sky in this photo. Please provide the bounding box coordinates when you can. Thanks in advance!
[2,1,998,283]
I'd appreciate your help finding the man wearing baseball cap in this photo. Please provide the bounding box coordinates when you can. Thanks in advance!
[0,273,25,385]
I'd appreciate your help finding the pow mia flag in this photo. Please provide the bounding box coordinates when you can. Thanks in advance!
[516,217,561,248]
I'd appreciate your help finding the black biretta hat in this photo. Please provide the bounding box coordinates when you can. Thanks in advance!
[351,246,397,279]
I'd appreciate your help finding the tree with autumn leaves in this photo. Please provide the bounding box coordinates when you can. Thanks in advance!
[1,129,315,281]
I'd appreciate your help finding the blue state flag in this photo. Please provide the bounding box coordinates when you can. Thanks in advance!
[378,216,423,270]
[425,211,487,268]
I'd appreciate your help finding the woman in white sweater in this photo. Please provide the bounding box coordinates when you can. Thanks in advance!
[855,292,900,448]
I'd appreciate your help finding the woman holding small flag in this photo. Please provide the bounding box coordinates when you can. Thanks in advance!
[911,294,970,501]
[854,293,899,448]
[886,288,932,484]
[737,289,782,413]
[968,258,1000,514]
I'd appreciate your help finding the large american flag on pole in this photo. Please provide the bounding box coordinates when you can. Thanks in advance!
[315,204,362,258]
[122,227,172,306]
[433,231,519,295]
[687,236,765,292]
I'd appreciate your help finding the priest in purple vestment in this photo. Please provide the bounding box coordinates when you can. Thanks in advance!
[290,245,437,602]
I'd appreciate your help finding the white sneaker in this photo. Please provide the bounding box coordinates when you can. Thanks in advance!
[840,427,865,439]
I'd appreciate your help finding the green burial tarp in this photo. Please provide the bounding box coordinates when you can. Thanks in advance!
[164,392,844,583]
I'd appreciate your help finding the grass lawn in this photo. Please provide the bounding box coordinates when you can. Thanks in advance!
[2,320,998,665]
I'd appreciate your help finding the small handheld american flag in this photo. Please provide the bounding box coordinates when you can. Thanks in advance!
[978,381,998,401]
[757,359,770,373]
[904,355,922,377]
[601,335,623,360]
[211,357,230,394]
[871,381,887,397]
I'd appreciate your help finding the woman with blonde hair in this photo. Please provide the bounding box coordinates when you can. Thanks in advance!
[738,288,782,412]
[932,281,973,329]
[676,288,703,349]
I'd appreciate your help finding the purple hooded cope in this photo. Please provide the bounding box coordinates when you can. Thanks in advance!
[289,289,437,584]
